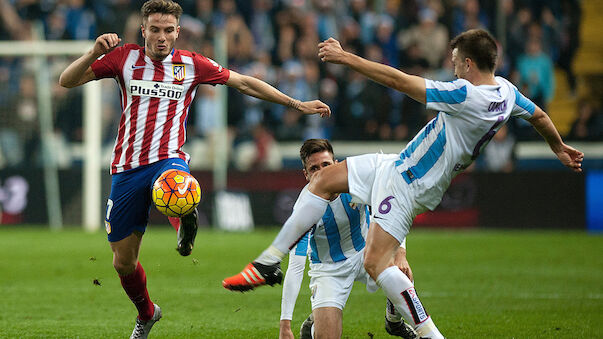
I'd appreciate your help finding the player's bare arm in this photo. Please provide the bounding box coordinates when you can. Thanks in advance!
[528,106,584,172]
[225,71,331,117]
[59,33,121,88]
[318,37,426,104]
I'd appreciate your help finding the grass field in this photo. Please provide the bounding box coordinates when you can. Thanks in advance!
[0,226,602,339]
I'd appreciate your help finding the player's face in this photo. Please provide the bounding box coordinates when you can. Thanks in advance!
[142,13,180,60]
[303,151,336,181]
[452,48,468,79]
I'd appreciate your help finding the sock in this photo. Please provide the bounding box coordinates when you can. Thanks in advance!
[119,262,154,321]
[385,298,402,322]
[376,266,444,339]
[255,190,329,265]
[168,217,180,231]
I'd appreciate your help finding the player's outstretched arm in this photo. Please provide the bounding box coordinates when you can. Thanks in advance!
[318,37,426,104]
[59,33,121,88]
[225,71,331,117]
[529,106,584,172]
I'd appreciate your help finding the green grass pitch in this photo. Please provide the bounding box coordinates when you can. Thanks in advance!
[0,227,601,338]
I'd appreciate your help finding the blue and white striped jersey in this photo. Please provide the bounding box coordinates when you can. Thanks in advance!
[395,76,536,210]
[292,187,369,264]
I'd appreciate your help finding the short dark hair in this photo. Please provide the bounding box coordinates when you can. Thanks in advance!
[450,29,498,72]
[141,0,183,24]
[300,139,334,168]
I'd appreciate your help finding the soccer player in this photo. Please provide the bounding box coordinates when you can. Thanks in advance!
[223,29,584,338]
[278,139,416,339]
[59,1,330,338]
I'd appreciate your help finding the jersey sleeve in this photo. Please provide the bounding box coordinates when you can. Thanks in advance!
[192,54,230,86]
[90,45,127,79]
[424,78,469,115]
[280,248,307,321]
[511,87,536,120]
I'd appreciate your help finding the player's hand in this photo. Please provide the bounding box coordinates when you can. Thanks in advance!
[394,248,414,282]
[92,33,121,57]
[555,144,584,173]
[318,37,348,64]
[297,100,332,118]
[279,320,295,339]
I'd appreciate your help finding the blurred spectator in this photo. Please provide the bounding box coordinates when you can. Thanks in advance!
[557,0,581,94]
[0,0,31,40]
[373,14,398,67]
[567,100,603,141]
[398,8,448,69]
[516,37,554,111]
[0,72,40,167]
[482,124,516,172]
[451,0,490,37]
[64,0,97,40]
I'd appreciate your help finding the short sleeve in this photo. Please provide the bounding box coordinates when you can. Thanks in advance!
[424,78,469,115]
[91,45,127,79]
[511,87,536,119]
[192,54,230,85]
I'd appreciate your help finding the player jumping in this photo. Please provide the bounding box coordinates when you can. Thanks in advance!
[223,29,584,339]
[59,1,330,338]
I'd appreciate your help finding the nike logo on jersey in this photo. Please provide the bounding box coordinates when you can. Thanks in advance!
[171,163,187,168]
[177,178,192,195]
[131,65,147,70]
[373,215,385,220]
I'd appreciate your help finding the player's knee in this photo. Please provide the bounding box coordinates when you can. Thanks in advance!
[112,257,137,275]
[308,170,331,197]
[363,251,379,279]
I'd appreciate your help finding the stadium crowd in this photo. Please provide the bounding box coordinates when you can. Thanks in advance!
[0,0,600,171]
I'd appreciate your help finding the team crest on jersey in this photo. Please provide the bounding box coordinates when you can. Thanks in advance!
[173,64,185,81]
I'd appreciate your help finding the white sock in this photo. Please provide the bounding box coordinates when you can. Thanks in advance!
[376,266,444,339]
[385,298,403,322]
[255,190,329,265]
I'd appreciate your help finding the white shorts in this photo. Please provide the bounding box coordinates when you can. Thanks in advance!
[347,153,427,243]
[308,250,378,310]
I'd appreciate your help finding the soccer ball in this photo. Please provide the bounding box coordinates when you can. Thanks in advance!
[152,169,201,218]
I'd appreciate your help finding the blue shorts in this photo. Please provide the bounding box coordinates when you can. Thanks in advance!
[104,158,190,242]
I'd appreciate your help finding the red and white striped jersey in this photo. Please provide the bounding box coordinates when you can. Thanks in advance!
[91,44,230,174]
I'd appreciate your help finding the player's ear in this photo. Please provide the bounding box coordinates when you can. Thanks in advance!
[303,169,310,181]
[176,26,180,38]
[141,24,146,39]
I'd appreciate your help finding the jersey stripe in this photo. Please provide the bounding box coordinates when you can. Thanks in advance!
[138,62,165,166]
[402,123,447,184]
[295,233,309,256]
[395,115,440,167]
[514,87,536,114]
[340,194,365,252]
[309,227,320,263]
[322,206,346,262]
[426,85,467,104]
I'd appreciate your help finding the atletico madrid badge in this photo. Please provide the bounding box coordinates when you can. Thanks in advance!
[173,64,185,81]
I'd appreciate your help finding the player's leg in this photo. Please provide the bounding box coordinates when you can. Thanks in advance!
[385,299,418,339]
[222,161,349,291]
[313,307,342,339]
[153,159,199,256]
[270,160,350,257]
[106,166,162,338]
[364,223,444,339]
[111,231,155,320]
